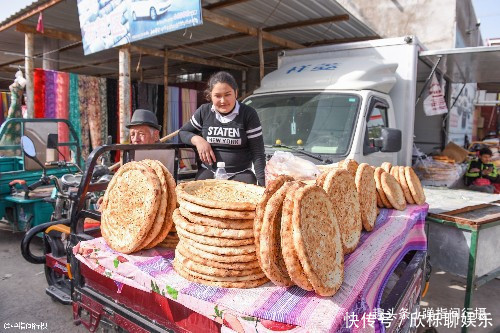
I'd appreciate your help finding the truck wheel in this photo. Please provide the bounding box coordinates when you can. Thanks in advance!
[150,7,157,20]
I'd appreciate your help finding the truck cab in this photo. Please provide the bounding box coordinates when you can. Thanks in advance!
[244,36,423,167]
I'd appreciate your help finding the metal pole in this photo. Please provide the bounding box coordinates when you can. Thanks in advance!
[415,55,442,107]
[25,33,34,118]
[462,229,478,333]
[119,47,131,144]
[163,50,168,137]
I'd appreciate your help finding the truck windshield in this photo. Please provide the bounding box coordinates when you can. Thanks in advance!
[243,92,361,156]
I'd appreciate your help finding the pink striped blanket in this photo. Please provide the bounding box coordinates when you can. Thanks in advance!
[74,204,428,332]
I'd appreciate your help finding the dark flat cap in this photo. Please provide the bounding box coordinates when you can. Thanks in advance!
[126,109,161,131]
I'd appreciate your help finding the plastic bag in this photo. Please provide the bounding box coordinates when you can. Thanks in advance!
[265,151,320,183]
[412,157,465,188]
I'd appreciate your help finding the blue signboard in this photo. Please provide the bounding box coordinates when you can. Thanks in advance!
[77,0,203,55]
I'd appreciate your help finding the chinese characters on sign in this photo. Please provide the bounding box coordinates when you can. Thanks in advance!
[286,63,339,74]
[343,307,493,329]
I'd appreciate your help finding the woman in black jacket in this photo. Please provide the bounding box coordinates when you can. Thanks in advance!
[179,71,266,186]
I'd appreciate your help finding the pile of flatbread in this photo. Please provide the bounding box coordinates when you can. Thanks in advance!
[255,176,344,296]
[173,179,268,288]
[100,160,177,254]
[377,162,426,208]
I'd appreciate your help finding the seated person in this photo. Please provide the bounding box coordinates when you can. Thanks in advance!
[464,147,499,194]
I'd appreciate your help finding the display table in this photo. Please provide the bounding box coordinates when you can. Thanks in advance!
[74,204,428,332]
[427,200,500,333]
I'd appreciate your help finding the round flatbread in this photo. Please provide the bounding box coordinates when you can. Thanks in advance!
[355,163,377,232]
[398,166,416,204]
[177,240,257,263]
[135,160,168,250]
[280,182,313,291]
[176,179,264,211]
[381,162,393,173]
[381,172,407,211]
[259,182,294,287]
[175,249,262,277]
[292,185,343,296]
[323,169,362,254]
[254,175,294,265]
[177,243,260,270]
[178,198,256,220]
[173,260,269,288]
[157,239,179,249]
[315,171,329,188]
[179,207,253,230]
[374,167,393,209]
[101,162,161,254]
[180,236,256,256]
[175,223,254,247]
[173,209,253,239]
[144,160,178,249]
[340,159,359,178]
[404,166,426,205]
[174,259,266,282]
[375,188,383,208]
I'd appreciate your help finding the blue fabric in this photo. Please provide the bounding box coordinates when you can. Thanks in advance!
[168,86,180,142]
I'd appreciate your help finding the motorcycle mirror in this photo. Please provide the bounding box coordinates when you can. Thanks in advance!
[21,135,46,174]
[20,136,36,158]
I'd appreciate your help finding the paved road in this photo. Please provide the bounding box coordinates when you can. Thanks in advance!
[0,227,86,333]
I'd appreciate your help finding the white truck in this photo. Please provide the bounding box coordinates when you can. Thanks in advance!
[244,36,435,167]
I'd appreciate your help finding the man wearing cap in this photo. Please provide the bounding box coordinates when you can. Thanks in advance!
[126,109,161,144]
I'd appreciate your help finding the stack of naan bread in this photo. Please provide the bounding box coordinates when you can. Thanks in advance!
[377,161,426,208]
[173,180,268,288]
[100,160,177,254]
[255,176,345,296]
[256,160,426,296]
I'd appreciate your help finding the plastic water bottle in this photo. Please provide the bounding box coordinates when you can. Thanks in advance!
[214,162,229,180]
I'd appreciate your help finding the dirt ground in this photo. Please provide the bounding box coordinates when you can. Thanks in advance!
[0,226,86,333]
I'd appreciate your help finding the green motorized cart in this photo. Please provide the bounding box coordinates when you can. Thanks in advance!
[0,118,81,231]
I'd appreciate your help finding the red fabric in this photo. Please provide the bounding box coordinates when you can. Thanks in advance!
[473,178,491,186]
[36,12,44,33]
[494,183,500,194]
[56,72,70,160]
[33,69,45,118]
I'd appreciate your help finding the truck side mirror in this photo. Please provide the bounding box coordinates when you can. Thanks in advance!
[374,128,401,152]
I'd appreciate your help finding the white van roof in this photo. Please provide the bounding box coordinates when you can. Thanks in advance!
[255,57,398,95]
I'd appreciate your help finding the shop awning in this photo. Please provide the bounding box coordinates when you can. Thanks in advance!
[419,45,500,84]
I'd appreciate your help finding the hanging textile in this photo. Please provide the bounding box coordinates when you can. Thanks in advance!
[98,78,109,163]
[0,93,4,125]
[0,81,24,155]
[106,79,118,145]
[189,89,198,116]
[168,86,180,139]
[34,69,45,118]
[69,73,81,162]
[137,82,158,114]
[78,75,91,163]
[86,77,102,150]
[181,88,191,126]
[44,70,57,118]
[157,85,164,137]
[55,72,70,160]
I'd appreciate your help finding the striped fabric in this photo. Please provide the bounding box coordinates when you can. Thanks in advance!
[75,204,428,333]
